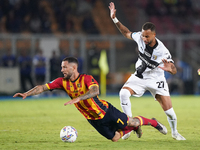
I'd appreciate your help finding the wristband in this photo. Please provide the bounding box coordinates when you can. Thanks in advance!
[112,17,119,23]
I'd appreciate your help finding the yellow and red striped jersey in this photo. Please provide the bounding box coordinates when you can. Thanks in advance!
[46,74,109,120]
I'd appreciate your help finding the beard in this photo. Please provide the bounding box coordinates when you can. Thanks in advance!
[145,40,152,46]
[64,73,72,79]
[145,38,154,46]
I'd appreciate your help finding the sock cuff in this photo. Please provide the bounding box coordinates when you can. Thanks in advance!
[134,116,143,125]
[164,107,174,114]
[165,107,177,120]
[117,129,124,137]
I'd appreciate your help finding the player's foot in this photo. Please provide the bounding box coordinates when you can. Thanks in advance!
[121,132,131,140]
[172,132,186,140]
[152,118,167,135]
[134,126,142,138]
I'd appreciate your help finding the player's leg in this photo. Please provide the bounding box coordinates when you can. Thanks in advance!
[117,125,140,140]
[128,116,167,135]
[111,129,136,142]
[110,127,136,142]
[119,75,146,139]
[87,119,119,142]
[118,116,167,140]
[119,74,145,117]
[87,103,137,142]
[106,102,140,140]
[119,88,139,140]
[155,95,176,133]
[112,131,121,142]
[119,87,134,117]
[156,95,186,140]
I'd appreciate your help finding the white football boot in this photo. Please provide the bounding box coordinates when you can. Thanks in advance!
[121,132,131,140]
[172,132,186,140]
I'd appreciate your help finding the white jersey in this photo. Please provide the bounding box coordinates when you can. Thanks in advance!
[131,32,173,79]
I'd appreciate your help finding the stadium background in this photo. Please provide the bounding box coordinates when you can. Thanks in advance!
[0,0,200,96]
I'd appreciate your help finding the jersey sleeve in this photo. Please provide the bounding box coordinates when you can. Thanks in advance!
[163,49,174,63]
[84,75,99,89]
[131,32,141,43]
[46,77,64,90]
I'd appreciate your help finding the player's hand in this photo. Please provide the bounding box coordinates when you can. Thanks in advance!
[109,2,116,19]
[64,97,80,106]
[13,93,27,99]
[158,59,171,72]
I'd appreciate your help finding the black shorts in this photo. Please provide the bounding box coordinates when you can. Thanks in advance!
[87,102,128,140]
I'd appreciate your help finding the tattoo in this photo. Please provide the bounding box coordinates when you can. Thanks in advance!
[127,117,140,127]
[25,85,48,96]
[42,85,48,91]
[116,22,131,39]
[79,85,99,100]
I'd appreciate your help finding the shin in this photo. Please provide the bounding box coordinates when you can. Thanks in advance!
[165,107,177,134]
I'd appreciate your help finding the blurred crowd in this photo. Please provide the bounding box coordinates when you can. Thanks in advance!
[0,0,98,34]
[145,0,200,34]
[0,0,200,34]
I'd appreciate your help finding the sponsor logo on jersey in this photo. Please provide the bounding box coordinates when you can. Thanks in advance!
[144,51,151,57]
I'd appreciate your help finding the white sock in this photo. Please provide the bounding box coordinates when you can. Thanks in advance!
[165,107,178,135]
[119,89,132,117]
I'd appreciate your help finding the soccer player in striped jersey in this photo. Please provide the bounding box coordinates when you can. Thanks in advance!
[13,56,167,142]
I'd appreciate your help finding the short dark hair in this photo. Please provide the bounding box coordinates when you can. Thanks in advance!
[63,56,79,66]
[142,22,156,32]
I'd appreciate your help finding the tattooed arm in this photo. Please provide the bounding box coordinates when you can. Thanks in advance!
[109,2,132,40]
[64,85,99,105]
[13,85,49,99]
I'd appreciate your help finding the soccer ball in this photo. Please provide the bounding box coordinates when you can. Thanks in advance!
[60,126,78,143]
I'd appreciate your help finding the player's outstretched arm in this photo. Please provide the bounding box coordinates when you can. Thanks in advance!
[64,85,99,105]
[13,85,49,99]
[158,59,177,75]
[108,2,132,40]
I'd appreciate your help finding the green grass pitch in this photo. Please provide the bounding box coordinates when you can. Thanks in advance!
[0,95,200,150]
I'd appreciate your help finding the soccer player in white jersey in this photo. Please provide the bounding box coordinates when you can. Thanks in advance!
[109,2,186,140]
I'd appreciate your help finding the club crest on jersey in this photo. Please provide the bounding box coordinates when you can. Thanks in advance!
[152,55,157,60]
[77,83,81,88]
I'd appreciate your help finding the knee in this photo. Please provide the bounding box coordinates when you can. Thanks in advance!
[111,138,119,142]
[119,88,131,99]
[111,131,121,142]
